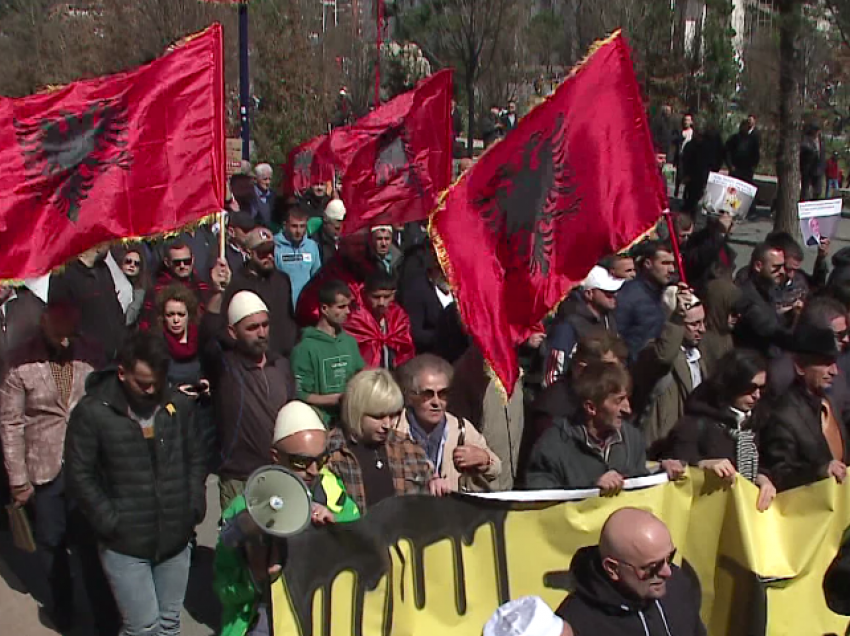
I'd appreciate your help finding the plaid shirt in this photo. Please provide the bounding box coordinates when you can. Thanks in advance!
[326,428,434,514]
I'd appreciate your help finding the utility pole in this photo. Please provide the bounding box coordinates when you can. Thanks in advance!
[239,0,251,161]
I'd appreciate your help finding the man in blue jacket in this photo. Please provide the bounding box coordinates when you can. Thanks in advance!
[615,241,676,362]
[274,205,321,307]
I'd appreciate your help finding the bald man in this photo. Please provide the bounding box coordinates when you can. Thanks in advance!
[556,508,705,636]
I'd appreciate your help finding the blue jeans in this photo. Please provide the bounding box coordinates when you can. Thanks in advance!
[99,544,191,636]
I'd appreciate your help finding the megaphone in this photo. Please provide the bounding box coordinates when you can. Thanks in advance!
[244,466,313,538]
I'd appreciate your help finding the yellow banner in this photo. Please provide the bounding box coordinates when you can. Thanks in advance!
[271,469,850,636]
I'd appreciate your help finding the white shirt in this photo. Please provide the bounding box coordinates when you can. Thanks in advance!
[435,286,454,309]
[682,346,702,389]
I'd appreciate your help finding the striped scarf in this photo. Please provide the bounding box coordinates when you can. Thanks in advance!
[729,408,758,483]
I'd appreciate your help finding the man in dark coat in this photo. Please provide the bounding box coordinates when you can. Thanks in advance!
[681,212,736,299]
[760,324,850,492]
[544,266,622,387]
[557,507,706,636]
[0,285,45,368]
[65,332,207,636]
[650,104,677,164]
[733,242,793,355]
[725,116,761,184]
[614,241,676,363]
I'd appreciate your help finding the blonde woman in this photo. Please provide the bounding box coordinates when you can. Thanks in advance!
[397,354,501,493]
[327,368,441,514]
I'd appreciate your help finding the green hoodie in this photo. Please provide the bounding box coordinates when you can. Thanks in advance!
[291,326,365,423]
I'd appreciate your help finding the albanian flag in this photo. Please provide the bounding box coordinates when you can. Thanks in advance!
[344,303,416,369]
[330,70,453,236]
[430,31,666,396]
[282,134,334,195]
[0,24,225,281]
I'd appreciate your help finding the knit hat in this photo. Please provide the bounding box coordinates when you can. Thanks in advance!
[227,291,268,326]
[325,199,346,222]
[483,597,566,636]
[273,401,326,444]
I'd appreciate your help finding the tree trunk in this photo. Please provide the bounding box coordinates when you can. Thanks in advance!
[466,75,475,157]
[774,0,804,235]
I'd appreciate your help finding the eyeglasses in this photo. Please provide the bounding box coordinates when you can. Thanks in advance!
[171,258,193,267]
[124,258,140,267]
[287,451,329,472]
[617,549,676,580]
[412,388,450,401]
[744,382,766,395]
[834,329,850,341]
[254,246,275,259]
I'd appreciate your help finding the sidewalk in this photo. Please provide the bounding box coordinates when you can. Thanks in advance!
[0,476,223,636]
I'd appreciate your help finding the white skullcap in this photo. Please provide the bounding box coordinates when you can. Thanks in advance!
[227,291,268,326]
[273,401,326,444]
[325,199,347,221]
[483,597,565,636]
[371,225,393,233]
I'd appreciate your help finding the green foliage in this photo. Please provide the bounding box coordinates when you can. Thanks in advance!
[525,11,566,71]
[699,0,739,125]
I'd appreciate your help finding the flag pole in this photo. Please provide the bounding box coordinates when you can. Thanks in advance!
[374,0,383,107]
[218,211,227,258]
[663,209,688,286]
[238,0,251,161]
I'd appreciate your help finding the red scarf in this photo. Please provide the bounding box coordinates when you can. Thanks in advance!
[345,304,415,368]
[163,323,199,361]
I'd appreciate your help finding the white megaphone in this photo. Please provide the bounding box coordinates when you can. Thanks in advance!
[243,465,313,538]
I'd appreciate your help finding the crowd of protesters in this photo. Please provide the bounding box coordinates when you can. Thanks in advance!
[3,136,850,636]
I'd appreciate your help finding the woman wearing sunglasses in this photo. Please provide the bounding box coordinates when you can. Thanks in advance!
[115,243,150,327]
[664,348,777,511]
[396,354,501,494]
[326,368,443,514]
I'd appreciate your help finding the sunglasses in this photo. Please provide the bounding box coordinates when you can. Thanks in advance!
[287,451,329,472]
[413,388,450,401]
[745,382,766,395]
[171,258,193,267]
[255,246,275,258]
[124,258,140,267]
[618,548,676,580]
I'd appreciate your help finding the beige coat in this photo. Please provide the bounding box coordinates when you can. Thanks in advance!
[1,352,94,486]
[397,410,501,492]
[632,320,708,458]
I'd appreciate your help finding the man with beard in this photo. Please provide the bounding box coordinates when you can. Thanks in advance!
[556,508,706,636]
[65,331,208,636]
[344,270,415,370]
[49,244,125,361]
[221,226,299,357]
[368,225,403,276]
[202,291,296,509]
[1,302,117,634]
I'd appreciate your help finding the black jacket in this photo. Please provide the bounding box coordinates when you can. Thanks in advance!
[398,273,446,354]
[681,219,735,298]
[759,381,850,492]
[49,260,126,360]
[725,129,760,178]
[557,546,706,636]
[614,274,666,363]
[665,383,761,469]
[732,277,788,355]
[311,224,337,269]
[546,296,617,385]
[0,289,45,372]
[65,370,207,560]
[523,418,648,490]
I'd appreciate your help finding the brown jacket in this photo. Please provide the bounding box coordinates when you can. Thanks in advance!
[0,338,99,486]
[397,410,501,492]
[632,321,708,459]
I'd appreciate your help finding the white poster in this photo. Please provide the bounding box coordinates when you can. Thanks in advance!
[799,199,843,248]
[701,172,758,218]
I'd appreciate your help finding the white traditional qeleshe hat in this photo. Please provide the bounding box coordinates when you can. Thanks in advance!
[272,401,326,445]
[227,291,268,326]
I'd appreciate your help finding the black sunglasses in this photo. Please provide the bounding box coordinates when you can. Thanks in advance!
[124,258,140,266]
[618,548,676,580]
[413,388,450,401]
[287,451,329,472]
[171,258,193,266]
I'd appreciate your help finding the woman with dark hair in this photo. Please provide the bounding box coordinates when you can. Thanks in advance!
[114,243,151,327]
[665,348,776,510]
[156,283,204,391]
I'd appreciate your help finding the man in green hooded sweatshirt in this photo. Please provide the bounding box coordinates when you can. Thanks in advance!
[214,401,359,636]
[291,279,365,424]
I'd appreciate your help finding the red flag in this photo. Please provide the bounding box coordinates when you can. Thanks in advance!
[0,24,225,281]
[282,134,334,195]
[330,70,453,236]
[430,31,666,396]
[344,303,416,368]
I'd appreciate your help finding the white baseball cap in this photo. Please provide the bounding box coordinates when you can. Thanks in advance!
[582,265,624,293]
[483,597,566,636]
[273,401,326,444]
[227,291,268,326]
